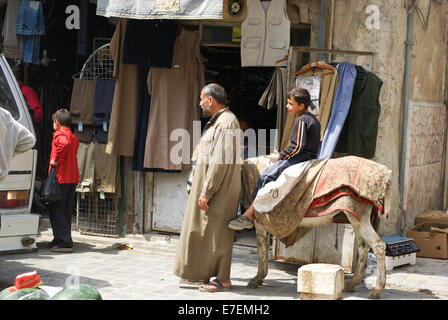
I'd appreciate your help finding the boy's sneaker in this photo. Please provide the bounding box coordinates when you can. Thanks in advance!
[228,215,254,230]
[51,246,73,253]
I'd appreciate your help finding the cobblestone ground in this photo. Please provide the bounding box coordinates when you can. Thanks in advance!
[0,228,447,301]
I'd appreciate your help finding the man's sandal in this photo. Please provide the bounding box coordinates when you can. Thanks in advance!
[199,279,231,293]
[228,215,254,230]
[179,279,209,286]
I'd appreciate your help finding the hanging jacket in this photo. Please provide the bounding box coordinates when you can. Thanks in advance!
[241,0,290,67]
[335,66,383,159]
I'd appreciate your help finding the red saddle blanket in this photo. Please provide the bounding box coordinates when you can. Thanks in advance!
[305,187,381,223]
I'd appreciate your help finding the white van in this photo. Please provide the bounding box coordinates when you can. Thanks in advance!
[0,54,40,253]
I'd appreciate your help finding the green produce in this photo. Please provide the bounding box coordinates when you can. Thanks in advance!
[2,288,49,300]
[50,284,102,300]
[0,287,16,299]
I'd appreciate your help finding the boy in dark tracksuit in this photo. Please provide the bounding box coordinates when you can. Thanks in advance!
[228,88,321,230]
[48,109,79,252]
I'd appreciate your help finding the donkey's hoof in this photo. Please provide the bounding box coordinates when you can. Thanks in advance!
[344,283,356,292]
[247,278,263,289]
[368,291,380,299]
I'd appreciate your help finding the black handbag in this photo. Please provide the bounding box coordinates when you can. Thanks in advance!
[42,167,62,202]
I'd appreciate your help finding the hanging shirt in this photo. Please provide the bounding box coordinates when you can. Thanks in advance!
[18,81,43,124]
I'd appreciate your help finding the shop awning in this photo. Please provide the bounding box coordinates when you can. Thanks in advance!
[96,0,223,20]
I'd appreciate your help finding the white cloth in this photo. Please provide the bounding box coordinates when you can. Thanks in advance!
[2,0,23,59]
[253,159,315,213]
[241,0,290,67]
[0,108,35,181]
[96,0,223,20]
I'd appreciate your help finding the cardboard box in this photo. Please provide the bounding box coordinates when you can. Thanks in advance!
[406,223,448,259]
[415,210,448,225]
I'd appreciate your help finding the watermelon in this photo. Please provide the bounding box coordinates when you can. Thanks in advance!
[2,288,49,300]
[50,284,102,300]
[0,286,16,299]
[14,271,43,289]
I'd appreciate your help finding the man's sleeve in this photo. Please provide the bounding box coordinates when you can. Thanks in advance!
[201,127,237,199]
[0,112,35,181]
[14,121,36,152]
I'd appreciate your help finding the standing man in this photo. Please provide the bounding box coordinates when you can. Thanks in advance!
[174,83,242,293]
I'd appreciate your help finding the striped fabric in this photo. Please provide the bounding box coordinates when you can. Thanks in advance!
[96,0,223,20]
[282,120,304,160]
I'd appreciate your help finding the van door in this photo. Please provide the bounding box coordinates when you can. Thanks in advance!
[0,55,40,252]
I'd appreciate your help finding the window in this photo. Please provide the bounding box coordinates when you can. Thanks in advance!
[0,65,19,119]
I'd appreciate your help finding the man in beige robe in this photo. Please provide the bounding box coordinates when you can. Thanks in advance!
[173,84,242,292]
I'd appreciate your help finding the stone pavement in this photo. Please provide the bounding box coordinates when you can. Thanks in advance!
[0,221,447,301]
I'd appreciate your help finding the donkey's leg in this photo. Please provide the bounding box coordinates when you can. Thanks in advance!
[345,232,370,292]
[248,222,269,289]
[345,204,386,299]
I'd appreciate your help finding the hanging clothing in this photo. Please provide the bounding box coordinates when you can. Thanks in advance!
[241,0,290,67]
[96,0,223,20]
[122,19,178,68]
[132,66,151,171]
[335,66,383,159]
[280,61,338,150]
[143,28,205,171]
[93,79,116,144]
[174,108,242,283]
[94,142,120,194]
[77,0,93,56]
[16,0,46,64]
[74,125,94,143]
[106,19,139,157]
[317,61,357,160]
[70,79,97,126]
[18,81,43,124]
[2,0,23,59]
[76,141,95,193]
[258,67,288,147]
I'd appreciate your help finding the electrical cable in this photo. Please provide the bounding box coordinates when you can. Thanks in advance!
[415,0,432,31]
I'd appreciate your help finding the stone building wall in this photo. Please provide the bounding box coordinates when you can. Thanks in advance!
[328,0,448,232]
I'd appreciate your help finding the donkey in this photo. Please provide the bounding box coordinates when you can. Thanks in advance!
[241,156,391,299]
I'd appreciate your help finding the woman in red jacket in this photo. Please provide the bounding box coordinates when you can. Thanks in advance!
[48,109,79,252]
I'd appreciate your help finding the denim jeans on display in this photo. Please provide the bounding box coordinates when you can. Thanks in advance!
[16,0,45,63]
[317,61,357,159]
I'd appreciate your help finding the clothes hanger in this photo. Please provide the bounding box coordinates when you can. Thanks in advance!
[274,55,288,67]
[295,60,335,76]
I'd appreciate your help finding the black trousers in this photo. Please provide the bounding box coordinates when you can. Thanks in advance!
[49,183,76,248]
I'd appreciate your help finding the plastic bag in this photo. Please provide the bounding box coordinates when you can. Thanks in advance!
[42,167,62,202]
